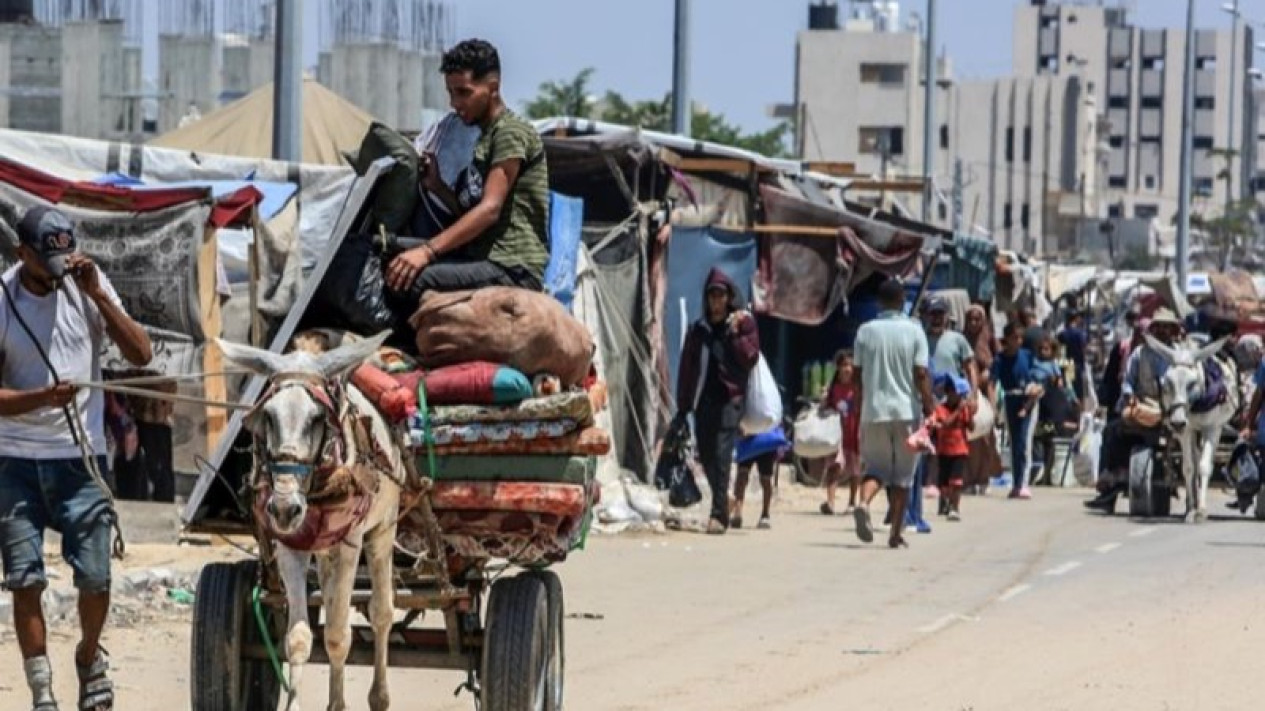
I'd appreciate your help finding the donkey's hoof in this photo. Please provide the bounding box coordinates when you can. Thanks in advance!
[1184,510,1198,524]
[1195,510,1209,523]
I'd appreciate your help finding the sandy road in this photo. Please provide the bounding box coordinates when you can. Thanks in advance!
[2,485,1262,710]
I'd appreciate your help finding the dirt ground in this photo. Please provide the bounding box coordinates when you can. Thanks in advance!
[2,484,1262,710]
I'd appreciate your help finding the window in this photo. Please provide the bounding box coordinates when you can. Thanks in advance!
[1005,127,1015,162]
[1194,178,1214,196]
[1144,175,1156,190]
[1134,204,1159,219]
[1194,97,1215,110]
[1108,176,1128,188]
[939,124,949,150]
[1108,96,1129,109]
[1109,135,1124,148]
[1140,96,1163,109]
[1193,135,1214,150]
[1143,58,1164,71]
[860,63,907,87]
[1023,127,1033,163]
[938,202,948,221]
[1196,57,1217,71]
[857,126,904,156]
[1041,55,1059,73]
[1003,202,1013,229]
[1107,204,1124,218]
[1020,203,1031,230]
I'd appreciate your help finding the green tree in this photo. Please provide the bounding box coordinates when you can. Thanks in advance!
[1191,199,1258,271]
[523,67,598,119]
[525,69,791,158]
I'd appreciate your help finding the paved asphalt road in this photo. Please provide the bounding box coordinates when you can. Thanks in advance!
[4,485,1262,710]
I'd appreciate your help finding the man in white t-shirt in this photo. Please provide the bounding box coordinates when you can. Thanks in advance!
[0,206,151,711]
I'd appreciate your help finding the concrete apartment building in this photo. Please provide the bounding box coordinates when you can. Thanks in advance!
[795,0,1263,258]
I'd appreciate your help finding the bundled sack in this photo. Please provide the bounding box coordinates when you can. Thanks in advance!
[310,233,396,333]
[411,288,594,387]
[420,362,533,406]
[346,122,419,233]
[351,363,416,422]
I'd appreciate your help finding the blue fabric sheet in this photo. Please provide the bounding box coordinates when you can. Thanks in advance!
[546,192,584,310]
[665,226,758,397]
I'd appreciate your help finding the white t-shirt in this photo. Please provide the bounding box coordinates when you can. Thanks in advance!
[0,265,125,459]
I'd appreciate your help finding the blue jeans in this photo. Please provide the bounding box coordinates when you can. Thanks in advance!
[0,456,113,592]
[1005,399,1032,490]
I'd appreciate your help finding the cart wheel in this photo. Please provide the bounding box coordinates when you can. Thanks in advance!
[525,570,565,711]
[1128,447,1170,518]
[481,575,549,711]
[1254,494,1265,521]
[190,560,282,711]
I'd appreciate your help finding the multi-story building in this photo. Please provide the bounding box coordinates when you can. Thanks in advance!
[794,0,1262,257]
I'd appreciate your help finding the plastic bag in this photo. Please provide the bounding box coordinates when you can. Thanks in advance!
[968,390,995,442]
[793,408,841,459]
[312,234,396,333]
[741,355,783,435]
[1071,413,1102,487]
[654,418,703,508]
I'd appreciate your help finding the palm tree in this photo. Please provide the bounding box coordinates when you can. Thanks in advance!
[523,68,597,119]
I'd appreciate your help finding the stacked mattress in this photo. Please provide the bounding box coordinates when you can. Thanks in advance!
[407,389,607,564]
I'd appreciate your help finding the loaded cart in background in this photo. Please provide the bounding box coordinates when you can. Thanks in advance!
[181,158,605,710]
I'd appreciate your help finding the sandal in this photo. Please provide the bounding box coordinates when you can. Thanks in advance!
[819,502,835,516]
[76,646,113,711]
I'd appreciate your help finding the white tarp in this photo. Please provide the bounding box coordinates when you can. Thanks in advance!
[0,128,355,269]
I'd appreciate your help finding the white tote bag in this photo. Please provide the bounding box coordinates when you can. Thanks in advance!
[793,408,842,459]
[741,355,783,435]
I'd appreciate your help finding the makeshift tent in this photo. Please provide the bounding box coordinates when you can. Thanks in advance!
[150,78,376,167]
[0,157,263,476]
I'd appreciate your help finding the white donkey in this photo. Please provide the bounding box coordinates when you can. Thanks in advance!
[1148,335,1240,522]
[218,331,403,711]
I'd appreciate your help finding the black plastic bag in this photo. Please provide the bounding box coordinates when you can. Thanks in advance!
[654,418,703,508]
[312,233,396,334]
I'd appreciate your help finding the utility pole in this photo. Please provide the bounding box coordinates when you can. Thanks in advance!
[1176,0,1195,295]
[671,0,691,136]
[1225,0,1239,207]
[272,0,302,162]
[921,0,937,223]
[952,158,963,233]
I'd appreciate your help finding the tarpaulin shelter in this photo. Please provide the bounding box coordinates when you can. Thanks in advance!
[0,156,264,476]
[536,117,946,486]
[150,78,376,167]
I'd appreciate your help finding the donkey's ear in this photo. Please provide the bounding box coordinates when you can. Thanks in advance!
[1194,337,1229,365]
[1143,334,1180,365]
[315,331,391,381]
[216,339,291,378]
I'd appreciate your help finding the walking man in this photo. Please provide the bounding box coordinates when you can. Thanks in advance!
[0,207,152,711]
[675,268,760,534]
[852,279,935,548]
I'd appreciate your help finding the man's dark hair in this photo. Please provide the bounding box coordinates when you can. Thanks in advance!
[441,39,501,79]
[877,278,905,309]
[1003,322,1021,339]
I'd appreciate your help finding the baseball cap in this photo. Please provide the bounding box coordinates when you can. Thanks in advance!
[16,206,76,278]
[925,296,949,313]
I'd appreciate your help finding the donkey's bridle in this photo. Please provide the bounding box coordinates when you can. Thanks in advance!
[250,372,345,485]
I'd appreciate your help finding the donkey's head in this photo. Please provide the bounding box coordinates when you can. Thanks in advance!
[1146,334,1226,432]
[216,332,389,534]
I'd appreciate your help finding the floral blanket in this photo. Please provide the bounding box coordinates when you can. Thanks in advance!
[409,418,579,449]
[424,426,610,457]
[425,390,593,427]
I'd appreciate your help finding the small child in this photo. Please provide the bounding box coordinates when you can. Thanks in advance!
[929,374,974,520]
[1029,336,1069,484]
[822,351,861,516]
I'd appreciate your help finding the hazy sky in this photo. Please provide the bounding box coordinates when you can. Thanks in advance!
[138,1,1250,131]
[449,0,1247,131]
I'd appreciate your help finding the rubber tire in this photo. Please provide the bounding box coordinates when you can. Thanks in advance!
[525,570,565,711]
[190,560,282,711]
[1254,493,1265,521]
[1128,448,1163,518]
[481,575,549,711]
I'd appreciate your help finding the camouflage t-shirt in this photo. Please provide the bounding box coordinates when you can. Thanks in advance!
[465,110,550,281]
